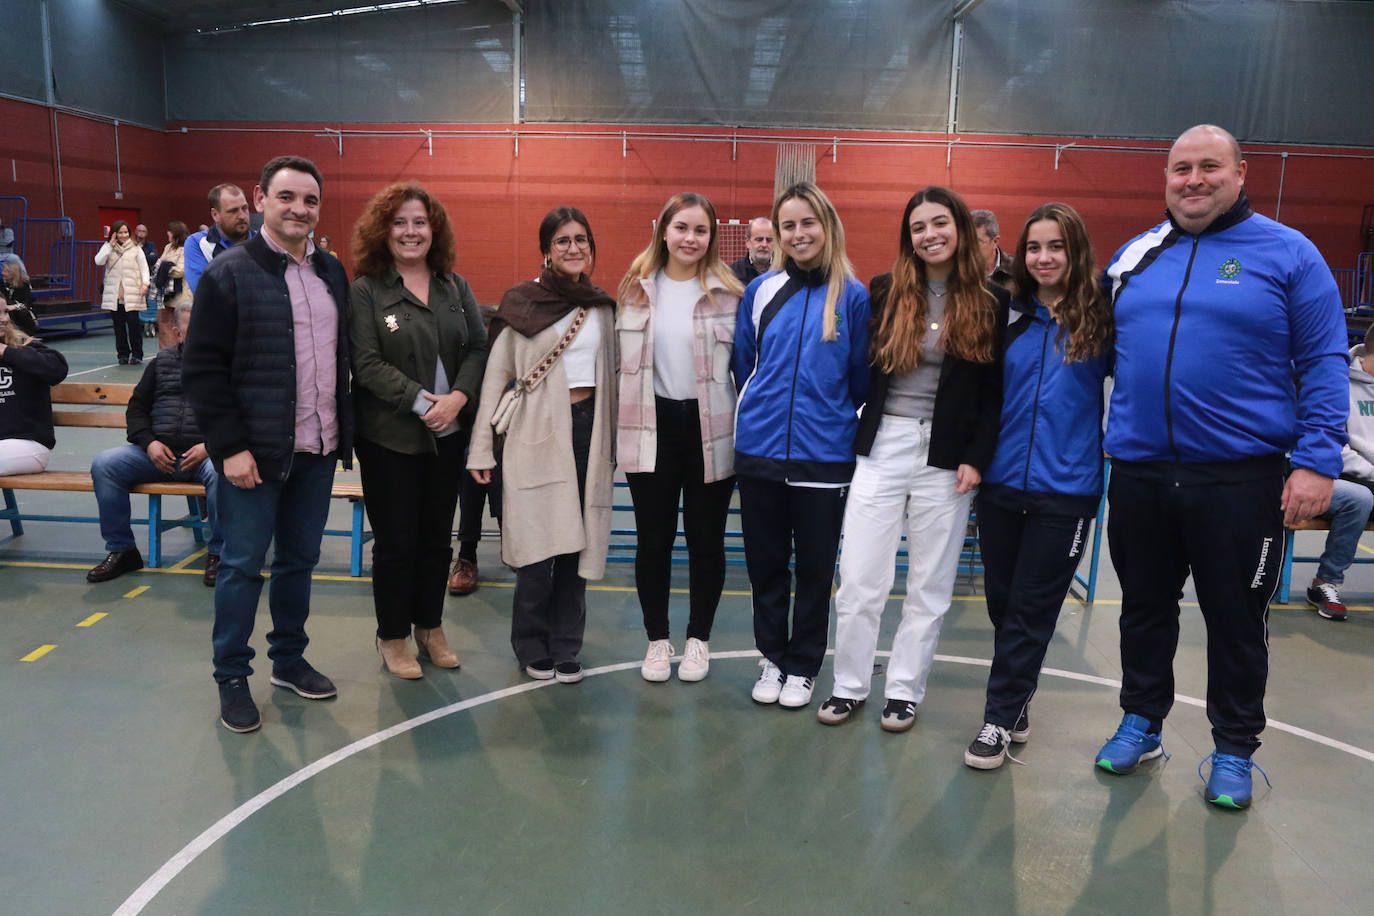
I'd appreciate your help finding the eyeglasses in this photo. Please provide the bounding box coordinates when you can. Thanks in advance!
[551,234,590,252]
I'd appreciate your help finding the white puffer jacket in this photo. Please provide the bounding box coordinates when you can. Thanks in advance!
[94,239,150,311]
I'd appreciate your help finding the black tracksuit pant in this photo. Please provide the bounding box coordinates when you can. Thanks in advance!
[1107,458,1283,758]
[978,493,1094,729]
[738,476,847,678]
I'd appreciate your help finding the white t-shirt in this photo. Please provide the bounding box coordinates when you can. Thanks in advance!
[555,308,600,388]
[652,270,701,400]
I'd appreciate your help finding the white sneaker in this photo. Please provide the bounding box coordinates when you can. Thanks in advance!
[640,639,674,682]
[678,637,710,682]
[752,659,784,704]
[778,675,815,709]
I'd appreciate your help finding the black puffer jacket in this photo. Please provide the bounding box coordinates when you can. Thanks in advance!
[182,233,353,480]
[126,343,202,456]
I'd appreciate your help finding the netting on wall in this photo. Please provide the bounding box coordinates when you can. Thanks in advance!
[524,0,953,129]
[164,2,515,123]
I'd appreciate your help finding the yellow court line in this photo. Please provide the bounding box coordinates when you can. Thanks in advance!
[123,585,150,599]
[1358,542,1374,558]
[168,547,208,571]
[1,560,1370,611]
[21,645,56,662]
[76,612,108,627]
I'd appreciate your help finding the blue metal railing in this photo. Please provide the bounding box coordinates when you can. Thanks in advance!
[16,217,76,298]
[1358,252,1373,309]
[1333,268,1356,311]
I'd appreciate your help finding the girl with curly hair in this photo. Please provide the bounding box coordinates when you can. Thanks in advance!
[963,202,1113,769]
[349,182,488,678]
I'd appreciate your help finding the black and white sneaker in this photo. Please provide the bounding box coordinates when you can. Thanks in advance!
[554,661,584,684]
[1306,583,1348,621]
[524,658,555,680]
[816,695,865,725]
[965,723,1011,769]
[1010,709,1030,744]
[880,698,917,732]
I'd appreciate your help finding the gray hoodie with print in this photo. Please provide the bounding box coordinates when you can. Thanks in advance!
[1342,344,1374,483]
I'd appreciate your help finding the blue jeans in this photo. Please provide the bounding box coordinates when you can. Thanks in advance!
[1316,478,1374,585]
[211,451,337,682]
[91,444,222,554]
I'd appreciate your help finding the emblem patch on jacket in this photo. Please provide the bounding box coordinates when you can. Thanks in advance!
[384,314,399,332]
[1217,257,1242,284]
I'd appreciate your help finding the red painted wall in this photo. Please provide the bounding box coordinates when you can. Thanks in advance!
[4,96,1371,305]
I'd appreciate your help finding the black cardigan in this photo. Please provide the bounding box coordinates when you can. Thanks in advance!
[854,273,1009,471]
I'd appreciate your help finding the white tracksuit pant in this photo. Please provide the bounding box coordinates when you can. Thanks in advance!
[830,415,974,703]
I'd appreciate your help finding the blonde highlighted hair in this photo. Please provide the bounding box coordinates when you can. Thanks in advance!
[873,186,996,373]
[617,192,743,304]
[772,182,854,342]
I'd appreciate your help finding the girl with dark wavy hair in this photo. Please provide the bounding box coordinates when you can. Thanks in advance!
[349,182,488,679]
[818,186,1008,733]
[962,202,1112,769]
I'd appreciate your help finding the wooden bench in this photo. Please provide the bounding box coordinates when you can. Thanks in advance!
[1277,517,1374,604]
[0,382,373,576]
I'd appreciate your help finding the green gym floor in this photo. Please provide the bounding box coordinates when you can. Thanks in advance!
[3,330,1372,915]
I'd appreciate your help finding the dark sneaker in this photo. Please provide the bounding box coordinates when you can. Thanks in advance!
[1010,709,1030,744]
[880,698,918,732]
[202,553,221,587]
[524,658,555,680]
[269,660,337,699]
[965,722,1013,770]
[1200,751,1270,810]
[816,695,865,725]
[218,677,261,733]
[1095,713,1166,774]
[1306,583,1348,621]
[554,661,584,684]
[86,548,145,583]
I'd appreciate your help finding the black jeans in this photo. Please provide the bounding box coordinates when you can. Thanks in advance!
[738,475,847,678]
[625,397,736,642]
[511,397,593,666]
[112,302,143,361]
[978,495,1092,728]
[457,449,501,560]
[356,433,464,639]
[1108,462,1283,758]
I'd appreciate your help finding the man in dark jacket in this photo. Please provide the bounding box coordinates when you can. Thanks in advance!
[729,217,775,285]
[183,155,353,735]
[88,302,221,586]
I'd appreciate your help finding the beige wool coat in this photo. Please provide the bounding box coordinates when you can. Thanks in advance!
[468,305,618,578]
[94,239,150,310]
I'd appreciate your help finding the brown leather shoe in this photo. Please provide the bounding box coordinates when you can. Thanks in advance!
[377,637,422,679]
[87,548,145,583]
[202,554,221,587]
[414,625,461,668]
[447,557,478,595]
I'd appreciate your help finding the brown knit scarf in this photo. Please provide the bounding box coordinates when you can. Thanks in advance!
[489,267,615,342]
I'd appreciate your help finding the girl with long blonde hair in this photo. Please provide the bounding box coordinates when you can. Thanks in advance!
[731,182,872,710]
[616,192,743,683]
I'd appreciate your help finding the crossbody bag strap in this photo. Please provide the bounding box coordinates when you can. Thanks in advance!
[517,307,589,393]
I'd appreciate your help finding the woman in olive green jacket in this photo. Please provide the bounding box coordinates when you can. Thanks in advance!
[350,183,488,679]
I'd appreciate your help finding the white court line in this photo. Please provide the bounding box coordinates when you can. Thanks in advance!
[67,363,123,377]
[111,650,1374,915]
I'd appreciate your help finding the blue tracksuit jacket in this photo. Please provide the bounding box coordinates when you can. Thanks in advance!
[731,260,871,483]
[1103,193,1347,477]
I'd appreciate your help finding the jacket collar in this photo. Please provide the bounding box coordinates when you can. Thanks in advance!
[1166,189,1253,237]
[783,258,828,287]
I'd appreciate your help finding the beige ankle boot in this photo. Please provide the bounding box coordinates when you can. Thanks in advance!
[376,637,422,679]
[413,625,461,669]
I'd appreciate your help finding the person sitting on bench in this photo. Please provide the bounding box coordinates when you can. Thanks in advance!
[0,304,68,474]
[1305,324,1374,621]
[88,302,222,585]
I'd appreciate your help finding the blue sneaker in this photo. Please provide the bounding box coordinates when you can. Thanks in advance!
[1095,713,1166,774]
[1199,752,1270,810]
